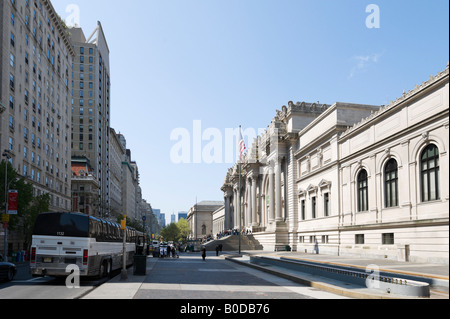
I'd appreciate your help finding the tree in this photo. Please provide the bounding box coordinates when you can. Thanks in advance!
[160,223,180,242]
[177,218,190,244]
[160,219,191,243]
[1,161,50,249]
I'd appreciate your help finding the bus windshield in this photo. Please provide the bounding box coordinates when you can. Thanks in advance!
[33,212,89,238]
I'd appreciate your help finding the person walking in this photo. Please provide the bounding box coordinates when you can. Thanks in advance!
[201,246,206,261]
[215,245,220,256]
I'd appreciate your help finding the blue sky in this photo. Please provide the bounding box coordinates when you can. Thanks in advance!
[52,0,449,223]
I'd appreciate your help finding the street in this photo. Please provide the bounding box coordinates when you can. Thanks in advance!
[0,262,110,299]
[0,253,350,299]
[84,252,350,300]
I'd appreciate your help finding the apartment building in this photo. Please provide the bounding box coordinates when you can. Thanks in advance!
[68,22,111,218]
[1,0,73,212]
[109,127,124,219]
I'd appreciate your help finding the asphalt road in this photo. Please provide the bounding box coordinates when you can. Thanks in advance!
[127,253,350,299]
[0,262,110,299]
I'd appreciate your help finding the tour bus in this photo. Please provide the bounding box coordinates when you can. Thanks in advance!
[30,212,139,278]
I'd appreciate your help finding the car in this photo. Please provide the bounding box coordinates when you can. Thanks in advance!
[0,254,17,282]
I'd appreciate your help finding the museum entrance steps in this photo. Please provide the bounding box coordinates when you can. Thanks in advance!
[202,235,264,252]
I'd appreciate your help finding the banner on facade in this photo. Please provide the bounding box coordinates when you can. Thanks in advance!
[8,190,18,215]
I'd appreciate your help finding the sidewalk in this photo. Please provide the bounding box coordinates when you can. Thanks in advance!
[225,250,449,299]
[81,257,158,299]
[82,252,448,299]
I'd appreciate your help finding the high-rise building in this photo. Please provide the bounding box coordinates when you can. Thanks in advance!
[68,22,111,218]
[1,0,74,212]
[109,128,125,219]
[178,211,188,220]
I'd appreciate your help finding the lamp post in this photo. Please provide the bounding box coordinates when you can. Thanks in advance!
[2,150,12,261]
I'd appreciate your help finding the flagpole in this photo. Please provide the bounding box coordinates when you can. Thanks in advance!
[238,126,242,255]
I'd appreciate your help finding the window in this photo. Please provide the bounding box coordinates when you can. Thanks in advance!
[301,200,306,220]
[10,74,14,90]
[9,115,14,129]
[357,170,369,212]
[421,144,440,202]
[384,159,399,207]
[311,197,317,219]
[355,234,365,244]
[324,193,330,217]
[382,233,395,245]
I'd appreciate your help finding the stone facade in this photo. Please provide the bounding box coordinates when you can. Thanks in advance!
[187,201,224,240]
[221,65,449,264]
[1,0,75,253]
[1,0,74,210]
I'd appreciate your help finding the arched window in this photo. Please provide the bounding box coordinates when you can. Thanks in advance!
[421,144,440,202]
[384,159,399,207]
[357,169,369,212]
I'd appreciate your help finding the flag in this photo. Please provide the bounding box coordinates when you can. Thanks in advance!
[239,126,246,162]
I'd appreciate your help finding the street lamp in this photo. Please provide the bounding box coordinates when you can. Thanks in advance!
[2,150,12,261]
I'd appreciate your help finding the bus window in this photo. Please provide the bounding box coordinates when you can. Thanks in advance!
[33,212,89,237]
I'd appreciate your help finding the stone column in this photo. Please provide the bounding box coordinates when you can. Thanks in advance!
[223,189,233,230]
[247,178,252,227]
[269,165,275,223]
[233,187,238,229]
[252,175,258,226]
[275,159,283,222]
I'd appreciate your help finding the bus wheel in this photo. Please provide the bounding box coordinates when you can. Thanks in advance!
[99,261,106,278]
[106,260,112,277]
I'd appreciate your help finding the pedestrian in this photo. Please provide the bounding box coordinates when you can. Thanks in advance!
[172,246,177,258]
[167,245,171,258]
[215,245,219,256]
[201,246,206,261]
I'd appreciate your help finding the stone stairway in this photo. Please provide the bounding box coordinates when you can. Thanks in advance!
[203,235,264,252]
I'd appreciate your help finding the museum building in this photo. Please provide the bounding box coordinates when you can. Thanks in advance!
[221,65,449,264]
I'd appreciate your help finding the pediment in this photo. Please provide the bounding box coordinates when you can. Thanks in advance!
[318,179,332,189]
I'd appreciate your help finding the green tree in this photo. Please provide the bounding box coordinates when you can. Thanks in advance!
[160,219,191,243]
[177,218,190,244]
[160,223,180,242]
[1,161,50,249]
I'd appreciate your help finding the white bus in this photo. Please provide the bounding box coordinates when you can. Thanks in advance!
[30,212,139,278]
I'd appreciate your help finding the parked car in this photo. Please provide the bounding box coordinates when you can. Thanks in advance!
[0,254,16,282]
